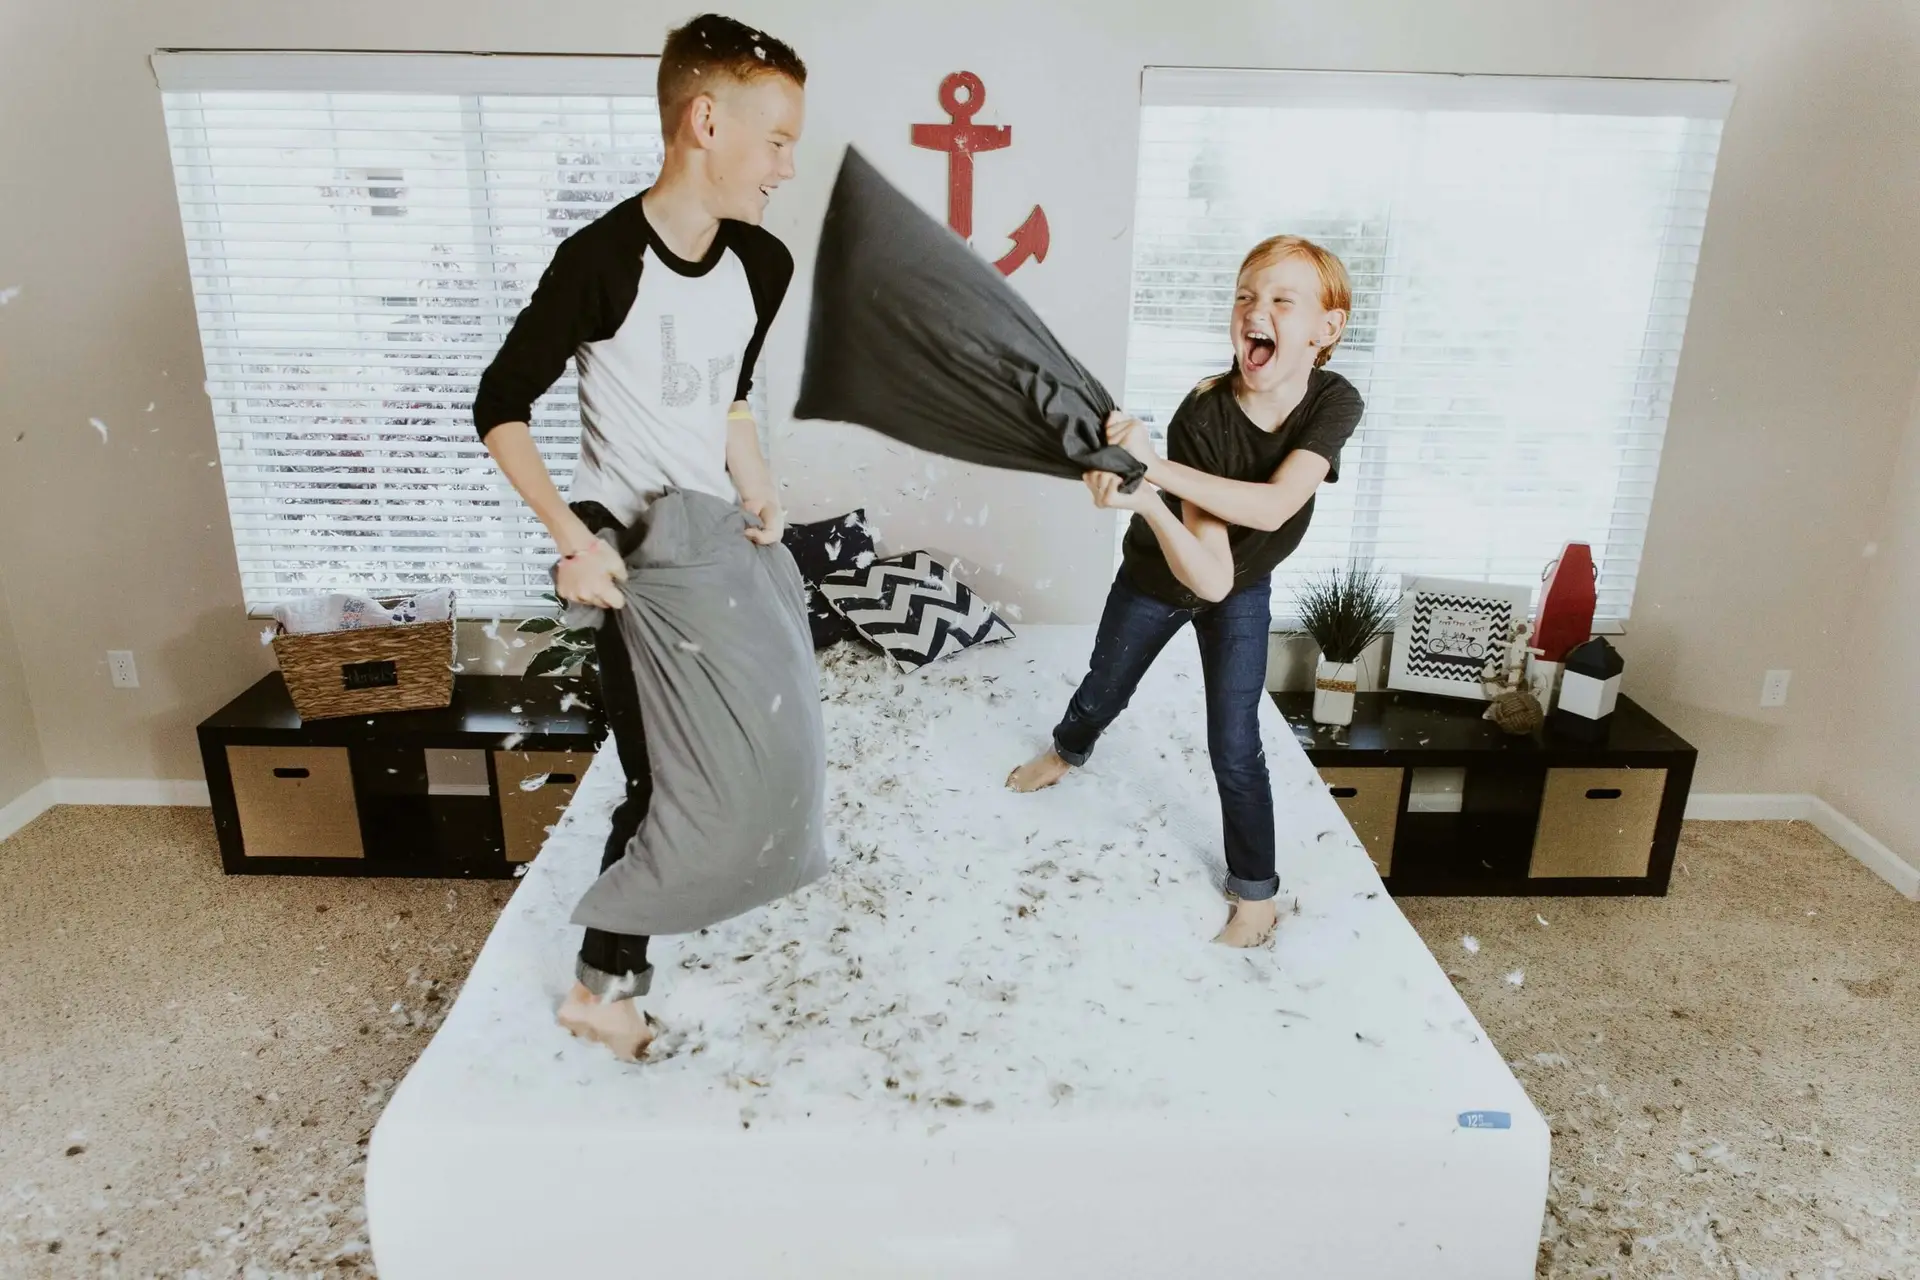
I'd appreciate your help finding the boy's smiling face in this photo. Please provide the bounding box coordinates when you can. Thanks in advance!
[1232,253,1345,390]
[697,74,805,225]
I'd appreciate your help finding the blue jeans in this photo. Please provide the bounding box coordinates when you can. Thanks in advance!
[1052,569,1278,901]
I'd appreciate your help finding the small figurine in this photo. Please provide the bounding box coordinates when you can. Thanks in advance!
[1481,620,1545,736]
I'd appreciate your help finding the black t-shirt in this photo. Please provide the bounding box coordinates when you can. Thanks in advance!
[1122,368,1364,607]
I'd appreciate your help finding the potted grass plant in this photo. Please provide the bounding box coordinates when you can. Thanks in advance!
[1296,564,1398,726]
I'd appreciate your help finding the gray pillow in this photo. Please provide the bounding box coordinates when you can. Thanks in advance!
[561,490,829,936]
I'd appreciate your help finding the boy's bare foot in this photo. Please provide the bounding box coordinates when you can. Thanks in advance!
[556,980,655,1062]
[1006,749,1072,793]
[1214,897,1280,948]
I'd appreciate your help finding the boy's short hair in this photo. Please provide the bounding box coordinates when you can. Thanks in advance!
[658,14,807,136]
[1239,235,1353,368]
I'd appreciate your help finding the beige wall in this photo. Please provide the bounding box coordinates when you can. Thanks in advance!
[0,0,1917,854]
[1612,1,1920,806]
[0,564,47,810]
[1817,372,1920,859]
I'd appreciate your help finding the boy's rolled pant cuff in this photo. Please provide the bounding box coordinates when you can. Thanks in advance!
[1224,874,1280,902]
[1051,737,1092,768]
[575,956,654,1002]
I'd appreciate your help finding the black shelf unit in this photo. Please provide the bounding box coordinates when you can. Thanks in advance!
[197,673,602,879]
[1272,689,1696,896]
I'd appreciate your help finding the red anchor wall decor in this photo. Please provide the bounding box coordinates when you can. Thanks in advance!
[911,71,1050,276]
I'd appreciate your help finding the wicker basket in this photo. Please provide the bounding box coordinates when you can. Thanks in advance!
[270,596,456,721]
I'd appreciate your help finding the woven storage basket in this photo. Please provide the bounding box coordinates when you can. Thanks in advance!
[270,595,455,721]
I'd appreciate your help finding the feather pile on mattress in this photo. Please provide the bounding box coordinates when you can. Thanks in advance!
[462,627,1495,1131]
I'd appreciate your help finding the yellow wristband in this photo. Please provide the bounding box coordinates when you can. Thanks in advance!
[727,408,755,421]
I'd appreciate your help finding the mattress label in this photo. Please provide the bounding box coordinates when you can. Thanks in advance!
[1457,1110,1512,1129]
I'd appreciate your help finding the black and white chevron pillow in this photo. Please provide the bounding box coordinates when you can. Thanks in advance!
[817,552,1015,671]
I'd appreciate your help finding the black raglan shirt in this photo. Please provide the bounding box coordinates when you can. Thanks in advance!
[474,192,794,525]
[1122,368,1365,608]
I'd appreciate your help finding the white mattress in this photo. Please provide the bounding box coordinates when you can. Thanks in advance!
[368,624,1548,1278]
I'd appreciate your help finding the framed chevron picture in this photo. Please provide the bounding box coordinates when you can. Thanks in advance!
[1386,576,1535,700]
[817,552,1015,673]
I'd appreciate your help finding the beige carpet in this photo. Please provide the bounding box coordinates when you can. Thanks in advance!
[0,807,1913,1278]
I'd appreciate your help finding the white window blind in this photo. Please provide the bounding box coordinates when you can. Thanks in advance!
[1125,69,1732,627]
[153,51,746,619]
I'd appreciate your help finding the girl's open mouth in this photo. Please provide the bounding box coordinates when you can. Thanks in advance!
[1244,334,1276,370]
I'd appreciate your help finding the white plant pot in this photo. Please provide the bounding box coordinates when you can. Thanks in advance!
[1313,658,1359,726]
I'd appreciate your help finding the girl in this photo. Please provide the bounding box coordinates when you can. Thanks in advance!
[1008,235,1364,948]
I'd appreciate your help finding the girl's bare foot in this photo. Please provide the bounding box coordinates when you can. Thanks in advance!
[1214,897,1280,948]
[1007,749,1072,793]
[556,980,655,1062]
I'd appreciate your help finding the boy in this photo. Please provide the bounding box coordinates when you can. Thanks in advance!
[1009,235,1363,949]
[472,13,806,1060]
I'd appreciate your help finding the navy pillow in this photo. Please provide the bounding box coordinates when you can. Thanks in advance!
[781,510,878,650]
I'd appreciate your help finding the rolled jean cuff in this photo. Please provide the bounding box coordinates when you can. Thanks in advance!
[575,956,654,1002]
[1224,874,1280,902]
[1051,737,1092,768]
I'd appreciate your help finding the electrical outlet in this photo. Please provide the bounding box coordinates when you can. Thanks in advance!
[1760,668,1791,708]
[107,650,139,689]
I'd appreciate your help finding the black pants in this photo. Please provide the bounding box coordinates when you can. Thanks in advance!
[571,502,652,989]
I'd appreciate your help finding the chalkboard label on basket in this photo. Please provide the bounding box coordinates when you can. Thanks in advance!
[1457,1111,1512,1129]
[341,659,400,690]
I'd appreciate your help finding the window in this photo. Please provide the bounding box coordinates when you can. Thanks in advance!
[1124,69,1732,628]
[156,52,749,619]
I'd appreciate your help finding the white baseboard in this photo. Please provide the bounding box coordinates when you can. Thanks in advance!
[1684,793,1812,821]
[1804,796,1920,901]
[50,778,211,807]
[1687,792,1919,901]
[0,777,210,844]
[0,780,57,844]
